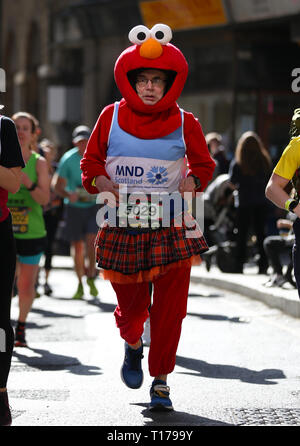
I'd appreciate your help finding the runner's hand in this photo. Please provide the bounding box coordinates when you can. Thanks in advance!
[21,172,33,189]
[94,175,119,206]
[68,192,79,203]
[178,177,196,198]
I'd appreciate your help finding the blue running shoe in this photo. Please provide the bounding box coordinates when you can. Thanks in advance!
[121,341,144,389]
[149,379,174,411]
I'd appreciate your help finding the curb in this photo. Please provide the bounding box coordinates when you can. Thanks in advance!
[190,272,300,319]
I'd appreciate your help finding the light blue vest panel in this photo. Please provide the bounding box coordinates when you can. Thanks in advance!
[105,102,186,194]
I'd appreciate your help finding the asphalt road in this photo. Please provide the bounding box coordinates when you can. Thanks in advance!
[7,263,300,429]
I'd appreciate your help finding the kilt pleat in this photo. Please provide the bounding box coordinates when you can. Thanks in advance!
[95,213,208,276]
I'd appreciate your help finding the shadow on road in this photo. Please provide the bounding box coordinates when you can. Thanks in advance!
[131,403,232,426]
[187,311,250,323]
[175,355,286,385]
[13,347,102,376]
[85,298,116,312]
[12,320,51,331]
[188,292,223,298]
[31,308,83,319]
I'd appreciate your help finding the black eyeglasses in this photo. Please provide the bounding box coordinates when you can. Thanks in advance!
[136,77,167,87]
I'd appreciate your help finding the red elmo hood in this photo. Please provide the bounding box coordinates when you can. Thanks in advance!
[114,25,188,114]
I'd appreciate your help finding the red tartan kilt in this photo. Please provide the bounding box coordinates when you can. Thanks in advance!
[95,212,208,276]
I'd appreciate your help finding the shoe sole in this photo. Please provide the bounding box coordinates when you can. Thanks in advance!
[120,367,144,389]
[14,341,28,348]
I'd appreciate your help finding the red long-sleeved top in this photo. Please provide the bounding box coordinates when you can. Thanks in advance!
[81,103,215,194]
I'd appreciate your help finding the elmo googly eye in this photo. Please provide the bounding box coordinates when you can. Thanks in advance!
[150,24,172,45]
[128,25,151,45]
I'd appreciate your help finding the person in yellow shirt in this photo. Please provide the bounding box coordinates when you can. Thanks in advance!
[265,108,300,295]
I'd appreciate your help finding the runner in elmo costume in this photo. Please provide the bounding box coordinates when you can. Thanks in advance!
[81,24,215,411]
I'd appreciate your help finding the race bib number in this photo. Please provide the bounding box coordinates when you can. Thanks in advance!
[10,207,30,234]
[117,194,162,228]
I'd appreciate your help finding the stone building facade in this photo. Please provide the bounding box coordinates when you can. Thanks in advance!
[0,0,131,152]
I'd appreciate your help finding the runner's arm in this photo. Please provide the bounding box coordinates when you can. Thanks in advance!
[265,172,300,218]
[183,112,216,191]
[0,166,22,193]
[22,157,50,205]
[0,117,24,193]
[52,173,78,203]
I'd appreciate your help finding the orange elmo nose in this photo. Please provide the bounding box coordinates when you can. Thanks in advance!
[140,38,163,59]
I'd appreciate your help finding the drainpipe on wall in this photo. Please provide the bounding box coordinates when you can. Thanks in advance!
[222,0,237,149]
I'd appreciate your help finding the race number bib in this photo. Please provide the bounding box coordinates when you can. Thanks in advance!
[10,207,30,234]
[117,194,162,228]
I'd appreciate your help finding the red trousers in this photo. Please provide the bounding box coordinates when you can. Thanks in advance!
[111,266,191,377]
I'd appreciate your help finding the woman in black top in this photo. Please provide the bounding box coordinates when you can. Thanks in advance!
[229,131,272,273]
[0,108,25,426]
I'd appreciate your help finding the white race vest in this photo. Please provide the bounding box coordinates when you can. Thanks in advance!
[105,102,186,194]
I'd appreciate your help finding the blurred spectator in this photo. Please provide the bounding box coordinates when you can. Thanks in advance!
[263,216,296,287]
[52,125,99,300]
[206,132,229,175]
[229,131,272,273]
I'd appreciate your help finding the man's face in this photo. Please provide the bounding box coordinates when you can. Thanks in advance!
[135,69,167,105]
[209,139,220,154]
[76,139,88,155]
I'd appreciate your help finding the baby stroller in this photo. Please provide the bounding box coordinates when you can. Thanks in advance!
[202,174,238,272]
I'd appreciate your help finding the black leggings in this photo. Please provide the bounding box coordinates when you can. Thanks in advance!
[236,205,268,269]
[43,208,61,271]
[0,214,16,388]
